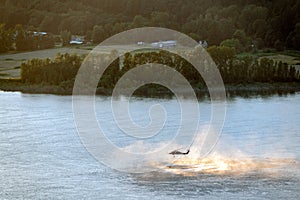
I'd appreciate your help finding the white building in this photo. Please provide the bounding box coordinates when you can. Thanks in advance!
[33,32,48,36]
[70,37,84,45]
[137,41,145,45]
[151,40,177,48]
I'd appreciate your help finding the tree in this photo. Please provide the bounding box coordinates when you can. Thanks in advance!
[0,23,13,52]
[292,23,300,50]
[220,39,243,53]
[151,12,170,27]
[274,40,284,51]
[92,25,105,44]
[219,5,239,20]
[132,15,148,28]
[207,45,236,82]
[85,30,93,42]
[1,0,300,52]
[207,21,222,45]
[123,52,133,72]
[39,34,55,49]
[21,53,82,84]
[218,18,235,42]
[252,19,269,39]
[238,5,268,33]
[60,30,71,46]
[125,0,141,17]
[233,30,247,45]
[15,24,35,51]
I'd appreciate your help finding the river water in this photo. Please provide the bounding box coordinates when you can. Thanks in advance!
[0,91,299,199]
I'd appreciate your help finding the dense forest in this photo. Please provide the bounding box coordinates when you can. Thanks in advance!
[0,0,299,51]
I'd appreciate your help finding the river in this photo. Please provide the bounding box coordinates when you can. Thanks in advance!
[0,91,299,199]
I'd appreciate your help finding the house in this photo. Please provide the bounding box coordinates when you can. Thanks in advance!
[137,41,145,45]
[33,32,48,36]
[151,40,177,48]
[70,37,84,45]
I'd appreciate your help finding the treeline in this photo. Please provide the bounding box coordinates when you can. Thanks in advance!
[0,24,54,52]
[21,53,82,85]
[207,46,300,83]
[1,0,299,50]
[20,49,300,89]
[121,48,300,86]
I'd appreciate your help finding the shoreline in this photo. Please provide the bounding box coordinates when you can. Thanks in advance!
[0,79,299,97]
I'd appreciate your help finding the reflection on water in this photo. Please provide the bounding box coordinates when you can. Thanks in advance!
[118,131,299,179]
[156,154,297,177]
[0,91,300,199]
[132,169,299,199]
[226,89,297,100]
[134,85,299,101]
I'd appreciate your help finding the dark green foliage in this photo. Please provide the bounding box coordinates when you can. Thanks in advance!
[0,0,299,50]
[220,39,243,53]
[15,25,33,51]
[13,24,55,51]
[98,51,121,89]
[287,23,300,50]
[21,53,82,85]
[120,49,299,86]
[92,25,106,44]
[20,49,299,88]
[207,46,299,84]
[0,23,13,53]
[274,40,284,52]
[60,30,71,46]
[20,52,121,88]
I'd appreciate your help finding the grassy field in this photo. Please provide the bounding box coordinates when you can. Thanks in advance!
[0,47,93,78]
[262,52,300,72]
[0,44,149,79]
[237,50,300,64]
[259,54,300,65]
[237,50,300,72]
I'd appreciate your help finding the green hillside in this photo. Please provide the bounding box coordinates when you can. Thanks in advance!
[0,0,299,50]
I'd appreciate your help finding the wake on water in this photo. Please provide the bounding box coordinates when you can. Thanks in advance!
[111,127,299,177]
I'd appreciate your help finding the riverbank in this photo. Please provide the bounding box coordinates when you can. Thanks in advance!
[0,79,73,95]
[1,78,299,97]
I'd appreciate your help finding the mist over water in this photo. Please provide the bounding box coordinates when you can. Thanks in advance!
[0,91,299,199]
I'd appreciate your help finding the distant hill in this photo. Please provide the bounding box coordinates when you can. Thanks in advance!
[0,0,299,50]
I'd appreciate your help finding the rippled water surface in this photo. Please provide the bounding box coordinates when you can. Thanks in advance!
[0,91,299,199]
